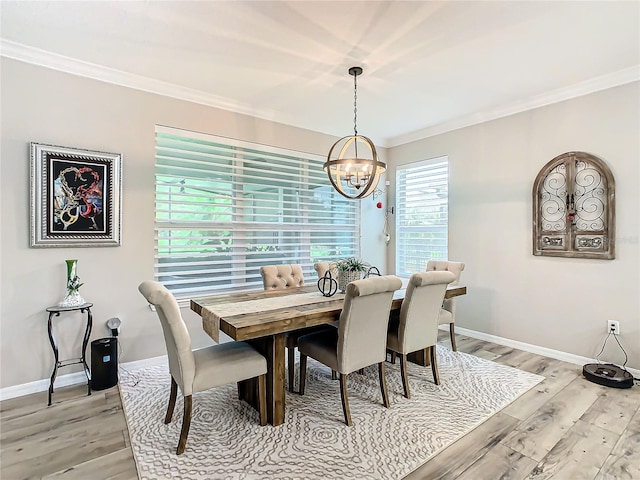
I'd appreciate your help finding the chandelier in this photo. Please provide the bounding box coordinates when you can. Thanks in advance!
[324,66,386,199]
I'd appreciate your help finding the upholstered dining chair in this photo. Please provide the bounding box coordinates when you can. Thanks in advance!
[313,261,336,279]
[138,281,267,455]
[260,264,305,290]
[425,260,466,351]
[297,275,403,426]
[386,271,456,398]
[259,264,328,393]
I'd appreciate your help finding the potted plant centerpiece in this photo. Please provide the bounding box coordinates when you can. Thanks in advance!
[331,257,370,292]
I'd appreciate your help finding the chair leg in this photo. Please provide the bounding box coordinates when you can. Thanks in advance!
[257,374,267,426]
[390,351,397,364]
[299,354,308,395]
[176,395,192,455]
[449,323,457,352]
[339,373,352,426]
[165,377,178,424]
[378,362,390,408]
[399,354,410,399]
[430,345,441,385]
[288,345,296,393]
[331,370,337,380]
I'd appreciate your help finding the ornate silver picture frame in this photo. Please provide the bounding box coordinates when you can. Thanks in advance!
[30,142,122,247]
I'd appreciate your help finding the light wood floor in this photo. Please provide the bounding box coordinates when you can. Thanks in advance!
[2,333,639,480]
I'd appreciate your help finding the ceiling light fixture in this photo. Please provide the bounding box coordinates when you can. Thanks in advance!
[324,66,386,199]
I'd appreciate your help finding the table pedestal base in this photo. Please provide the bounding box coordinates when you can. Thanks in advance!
[407,347,432,367]
[238,333,286,425]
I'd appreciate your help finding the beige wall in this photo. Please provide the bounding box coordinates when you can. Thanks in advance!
[387,82,640,369]
[2,57,637,391]
[0,58,388,389]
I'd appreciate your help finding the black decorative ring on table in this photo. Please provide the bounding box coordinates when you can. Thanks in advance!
[365,266,381,278]
[317,271,338,297]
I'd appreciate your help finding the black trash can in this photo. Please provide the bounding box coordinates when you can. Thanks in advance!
[91,337,118,391]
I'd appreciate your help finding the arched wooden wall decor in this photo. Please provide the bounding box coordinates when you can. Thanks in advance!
[533,151,615,259]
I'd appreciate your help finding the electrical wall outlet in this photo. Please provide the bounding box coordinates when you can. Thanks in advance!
[607,320,620,335]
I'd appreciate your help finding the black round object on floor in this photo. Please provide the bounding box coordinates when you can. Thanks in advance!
[583,363,633,389]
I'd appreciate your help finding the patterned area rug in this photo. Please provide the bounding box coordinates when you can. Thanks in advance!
[120,347,543,480]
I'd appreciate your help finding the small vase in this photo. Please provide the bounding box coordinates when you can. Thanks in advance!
[58,259,86,307]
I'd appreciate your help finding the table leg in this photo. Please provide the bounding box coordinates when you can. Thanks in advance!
[81,307,93,396]
[47,312,59,406]
[238,333,286,425]
[269,333,286,425]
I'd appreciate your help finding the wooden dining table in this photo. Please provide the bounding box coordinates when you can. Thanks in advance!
[191,283,467,426]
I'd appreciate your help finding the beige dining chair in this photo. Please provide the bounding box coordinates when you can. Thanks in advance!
[259,264,328,393]
[387,271,456,398]
[313,261,337,279]
[138,281,267,455]
[297,275,403,426]
[426,260,465,351]
[260,264,305,290]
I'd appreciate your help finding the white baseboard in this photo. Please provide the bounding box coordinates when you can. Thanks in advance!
[117,355,168,372]
[0,371,88,402]
[0,355,168,402]
[452,326,640,379]
[3,329,638,401]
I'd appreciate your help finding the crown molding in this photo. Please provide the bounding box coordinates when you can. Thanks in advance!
[2,40,637,150]
[0,39,282,123]
[386,65,640,148]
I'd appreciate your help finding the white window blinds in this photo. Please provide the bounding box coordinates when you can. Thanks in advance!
[155,126,360,298]
[396,157,448,277]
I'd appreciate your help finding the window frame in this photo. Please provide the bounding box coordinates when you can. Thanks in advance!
[154,125,361,299]
[395,156,449,278]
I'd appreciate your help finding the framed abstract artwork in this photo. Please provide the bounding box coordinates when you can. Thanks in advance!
[30,142,122,247]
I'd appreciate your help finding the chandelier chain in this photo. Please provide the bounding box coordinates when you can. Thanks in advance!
[353,72,358,137]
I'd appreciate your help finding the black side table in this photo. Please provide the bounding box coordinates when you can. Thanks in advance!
[46,303,93,405]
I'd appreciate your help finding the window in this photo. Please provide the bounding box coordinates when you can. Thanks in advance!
[396,157,449,277]
[155,126,360,298]
[533,151,615,259]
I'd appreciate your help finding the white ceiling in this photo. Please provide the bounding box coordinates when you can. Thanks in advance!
[1,1,638,147]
